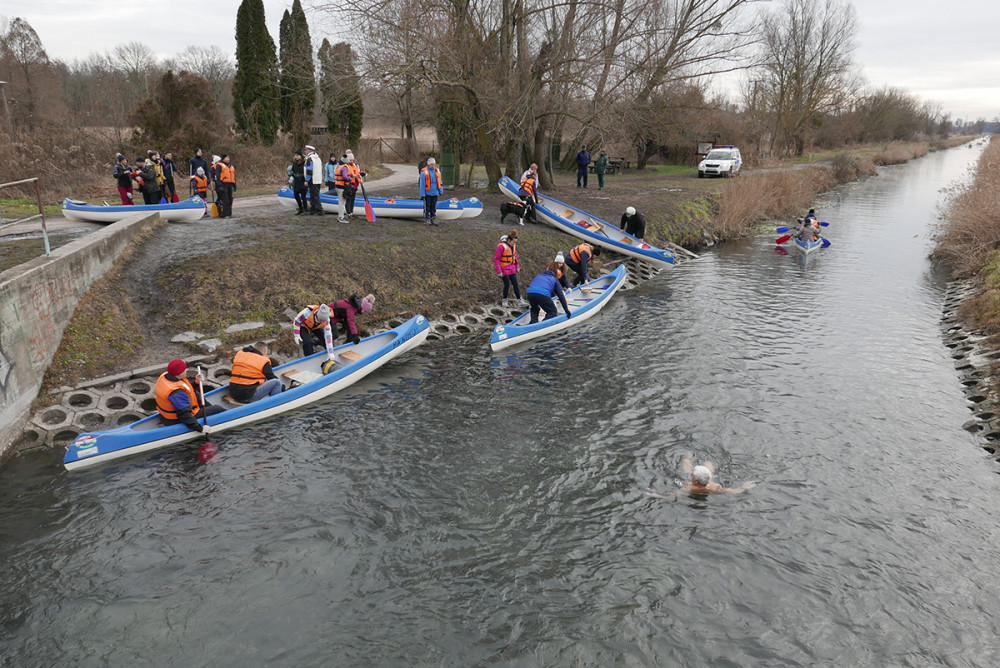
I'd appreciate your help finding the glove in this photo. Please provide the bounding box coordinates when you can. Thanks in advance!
[293,333,302,345]
[360,172,366,177]
[327,352,336,362]
[565,311,572,319]
[350,334,360,345]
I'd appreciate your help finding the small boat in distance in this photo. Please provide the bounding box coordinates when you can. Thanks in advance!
[791,236,824,254]
[497,177,676,269]
[490,265,628,351]
[62,197,207,223]
[64,315,430,471]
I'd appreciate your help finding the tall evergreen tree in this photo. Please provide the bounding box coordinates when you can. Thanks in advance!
[318,40,363,146]
[278,0,316,146]
[233,0,280,143]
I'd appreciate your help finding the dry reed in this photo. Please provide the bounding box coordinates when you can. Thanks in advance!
[712,166,837,237]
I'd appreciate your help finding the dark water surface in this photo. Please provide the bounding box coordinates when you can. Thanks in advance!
[4,145,1000,666]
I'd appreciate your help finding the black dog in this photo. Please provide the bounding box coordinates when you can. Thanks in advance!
[500,200,536,225]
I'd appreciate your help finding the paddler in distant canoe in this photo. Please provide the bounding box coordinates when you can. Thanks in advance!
[292,303,336,360]
[155,359,226,433]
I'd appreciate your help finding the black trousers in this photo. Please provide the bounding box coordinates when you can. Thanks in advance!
[294,188,308,211]
[309,183,323,213]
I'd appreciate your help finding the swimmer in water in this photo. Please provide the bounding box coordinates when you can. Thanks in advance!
[647,454,756,499]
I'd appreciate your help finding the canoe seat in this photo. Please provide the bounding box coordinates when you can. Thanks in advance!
[562,210,575,219]
[281,368,323,385]
[222,393,248,406]
[620,237,633,245]
[338,349,363,362]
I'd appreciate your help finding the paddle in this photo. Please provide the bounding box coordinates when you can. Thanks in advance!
[821,238,831,247]
[776,234,792,244]
[195,365,218,463]
[359,175,376,222]
[776,226,790,234]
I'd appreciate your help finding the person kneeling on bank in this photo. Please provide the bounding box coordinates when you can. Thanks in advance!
[155,359,226,434]
[229,342,282,403]
[292,303,336,359]
[526,254,572,324]
[329,294,375,344]
[565,242,601,287]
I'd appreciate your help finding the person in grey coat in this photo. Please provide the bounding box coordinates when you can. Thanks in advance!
[135,156,160,205]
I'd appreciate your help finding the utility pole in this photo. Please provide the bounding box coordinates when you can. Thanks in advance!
[0,81,12,137]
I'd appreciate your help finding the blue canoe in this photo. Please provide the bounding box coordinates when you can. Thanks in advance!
[62,196,207,223]
[497,176,675,269]
[490,265,628,351]
[792,236,824,254]
[64,315,430,470]
[276,188,481,220]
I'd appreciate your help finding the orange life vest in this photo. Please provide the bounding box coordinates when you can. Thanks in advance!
[346,163,361,186]
[155,373,200,420]
[219,163,236,184]
[570,243,593,264]
[230,350,268,388]
[301,305,326,331]
[422,167,443,191]
[334,163,349,187]
[191,174,208,194]
[519,174,536,196]
[498,241,517,267]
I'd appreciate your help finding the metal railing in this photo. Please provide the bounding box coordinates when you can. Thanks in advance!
[0,177,50,257]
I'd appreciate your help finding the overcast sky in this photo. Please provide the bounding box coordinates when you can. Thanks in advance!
[7,0,1000,123]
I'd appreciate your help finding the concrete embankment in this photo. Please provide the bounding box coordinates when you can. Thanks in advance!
[0,213,161,462]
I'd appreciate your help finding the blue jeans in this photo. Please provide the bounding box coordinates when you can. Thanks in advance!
[577,166,588,187]
[251,378,282,402]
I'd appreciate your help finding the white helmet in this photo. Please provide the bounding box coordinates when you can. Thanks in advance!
[625,206,636,216]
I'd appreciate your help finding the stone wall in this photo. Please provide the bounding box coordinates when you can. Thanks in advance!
[0,212,160,461]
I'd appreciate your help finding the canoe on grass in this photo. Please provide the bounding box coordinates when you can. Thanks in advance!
[792,236,824,254]
[276,188,477,220]
[497,176,676,269]
[64,315,430,471]
[62,197,207,223]
[489,264,628,351]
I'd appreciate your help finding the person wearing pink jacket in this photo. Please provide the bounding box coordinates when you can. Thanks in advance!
[494,229,527,308]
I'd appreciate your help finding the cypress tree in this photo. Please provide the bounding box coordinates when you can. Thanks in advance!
[318,40,364,146]
[233,0,280,143]
[278,0,316,147]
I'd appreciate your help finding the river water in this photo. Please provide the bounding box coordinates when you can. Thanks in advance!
[3,144,998,665]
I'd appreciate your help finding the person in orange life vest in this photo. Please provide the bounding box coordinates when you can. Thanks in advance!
[494,230,527,308]
[518,165,539,225]
[292,303,336,359]
[565,242,602,286]
[420,157,444,226]
[228,342,282,403]
[329,294,375,344]
[526,254,572,324]
[335,152,365,223]
[216,154,236,218]
[155,359,226,433]
[190,167,209,200]
[796,212,821,241]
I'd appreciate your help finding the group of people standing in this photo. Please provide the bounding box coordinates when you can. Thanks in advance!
[288,147,366,222]
[575,145,610,190]
[112,148,236,217]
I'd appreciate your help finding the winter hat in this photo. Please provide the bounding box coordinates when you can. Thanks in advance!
[692,466,712,485]
[316,304,331,322]
[500,234,509,242]
[305,144,316,152]
[212,155,221,163]
[625,206,636,216]
[427,157,436,165]
[116,154,126,162]
[361,294,375,313]
[135,156,146,163]
[166,359,187,376]
[592,245,602,256]
[554,253,565,264]
[196,167,205,176]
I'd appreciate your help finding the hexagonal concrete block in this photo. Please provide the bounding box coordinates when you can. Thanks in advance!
[33,406,76,431]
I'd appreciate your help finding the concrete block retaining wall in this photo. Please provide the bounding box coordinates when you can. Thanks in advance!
[0,213,161,461]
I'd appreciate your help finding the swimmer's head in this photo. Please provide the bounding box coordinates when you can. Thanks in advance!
[692,466,712,485]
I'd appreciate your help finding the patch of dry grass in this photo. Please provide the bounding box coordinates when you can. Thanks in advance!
[871,143,929,165]
[712,167,837,237]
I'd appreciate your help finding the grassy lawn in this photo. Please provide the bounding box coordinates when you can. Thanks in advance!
[1,197,62,219]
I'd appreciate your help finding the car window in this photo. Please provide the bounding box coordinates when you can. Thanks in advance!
[706,150,733,160]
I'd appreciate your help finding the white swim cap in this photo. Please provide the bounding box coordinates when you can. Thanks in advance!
[692,466,712,485]
[625,206,636,216]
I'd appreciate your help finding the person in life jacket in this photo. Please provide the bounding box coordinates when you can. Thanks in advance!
[565,242,602,286]
[190,167,209,201]
[113,154,135,205]
[526,254,573,324]
[292,303,336,359]
[155,358,226,433]
[518,164,539,225]
[796,213,821,242]
[216,154,236,218]
[329,294,375,344]
[228,342,282,403]
[419,157,444,226]
[493,229,526,308]
[334,151,365,223]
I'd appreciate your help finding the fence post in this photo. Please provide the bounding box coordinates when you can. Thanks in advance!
[34,178,50,257]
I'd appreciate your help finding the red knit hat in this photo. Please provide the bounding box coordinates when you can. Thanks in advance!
[166,359,187,376]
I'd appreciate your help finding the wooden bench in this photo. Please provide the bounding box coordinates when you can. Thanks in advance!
[338,349,362,362]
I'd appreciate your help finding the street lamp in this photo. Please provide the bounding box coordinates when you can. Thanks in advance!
[0,81,12,137]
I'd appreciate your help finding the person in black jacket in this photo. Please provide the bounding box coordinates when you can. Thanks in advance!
[620,206,646,240]
[135,156,160,205]
[289,151,308,214]
[189,148,209,180]
[162,152,178,201]
[113,154,135,205]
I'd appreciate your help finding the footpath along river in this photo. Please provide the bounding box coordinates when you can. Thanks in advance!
[3,144,1000,665]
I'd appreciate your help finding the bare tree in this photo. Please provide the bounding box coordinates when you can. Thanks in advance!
[0,16,63,130]
[171,46,236,112]
[752,0,859,156]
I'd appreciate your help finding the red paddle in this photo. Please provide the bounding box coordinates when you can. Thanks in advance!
[776,234,792,244]
[359,175,376,222]
[195,365,218,463]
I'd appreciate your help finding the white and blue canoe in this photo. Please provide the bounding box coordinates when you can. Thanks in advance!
[64,315,430,470]
[792,236,824,254]
[490,265,627,351]
[277,188,481,220]
[497,176,675,269]
[62,196,207,223]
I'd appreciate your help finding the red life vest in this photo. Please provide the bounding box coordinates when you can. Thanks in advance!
[422,167,443,191]
[230,350,268,388]
[155,373,200,420]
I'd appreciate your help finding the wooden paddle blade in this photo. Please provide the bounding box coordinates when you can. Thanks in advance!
[365,200,376,222]
[776,234,791,244]
[775,226,790,233]
[821,238,831,247]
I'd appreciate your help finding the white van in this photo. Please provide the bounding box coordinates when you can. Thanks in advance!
[698,146,742,178]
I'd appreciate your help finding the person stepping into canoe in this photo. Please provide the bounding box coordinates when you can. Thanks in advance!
[620,206,645,240]
[155,359,226,434]
[292,303,336,360]
[565,242,602,287]
[228,342,282,404]
[525,254,572,324]
[494,230,526,308]
[329,294,375,345]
